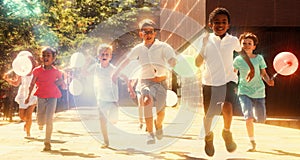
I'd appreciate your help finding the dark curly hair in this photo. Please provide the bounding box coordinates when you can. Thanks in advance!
[208,7,231,24]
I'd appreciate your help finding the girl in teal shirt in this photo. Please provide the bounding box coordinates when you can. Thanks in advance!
[233,32,274,152]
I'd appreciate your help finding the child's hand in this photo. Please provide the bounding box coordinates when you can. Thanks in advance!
[128,90,136,99]
[267,79,275,86]
[2,73,8,80]
[24,97,29,104]
[142,94,151,106]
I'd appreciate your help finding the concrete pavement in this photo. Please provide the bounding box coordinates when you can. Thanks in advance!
[0,106,300,160]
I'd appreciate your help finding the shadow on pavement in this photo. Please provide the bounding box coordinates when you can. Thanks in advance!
[25,137,66,144]
[108,147,166,159]
[255,149,300,157]
[45,149,100,158]
[161,151,208,160]
[57,130,84,136]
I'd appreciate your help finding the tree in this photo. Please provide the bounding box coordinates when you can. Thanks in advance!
[0,0,160,79]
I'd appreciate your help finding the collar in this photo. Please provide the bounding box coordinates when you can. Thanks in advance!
[211,33,229,40]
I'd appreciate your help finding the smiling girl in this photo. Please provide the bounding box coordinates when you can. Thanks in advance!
[25,46,64,151]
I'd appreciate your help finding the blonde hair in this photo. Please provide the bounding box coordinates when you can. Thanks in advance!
[97,43,113,55]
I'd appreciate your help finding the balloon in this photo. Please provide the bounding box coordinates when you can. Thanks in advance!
[273,52,298,76]
[166,90,178,107]
[70,52,86,68]
[69,79,83,96]
[12,56,32,76]
[173,54,198,77]
[17,51,32,57]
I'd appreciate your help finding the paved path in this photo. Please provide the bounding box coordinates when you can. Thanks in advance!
[0,106,300,160]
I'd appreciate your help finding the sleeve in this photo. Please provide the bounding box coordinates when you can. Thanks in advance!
[163,43,176,61]
[259,55,267,69]
[57,69,63,79]
[32,67,39,77]
[233,37,242,52]
[127,45,139,61]
[233,56,241,70]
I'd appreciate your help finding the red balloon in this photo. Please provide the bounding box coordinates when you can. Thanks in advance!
[273,52,298,76]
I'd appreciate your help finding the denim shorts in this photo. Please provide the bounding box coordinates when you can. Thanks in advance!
[239,95,266,123]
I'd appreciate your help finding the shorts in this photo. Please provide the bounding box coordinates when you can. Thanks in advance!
[140,79,167,113]
[202,81,237,114]
[97,100,119,124]
[239,95,266,123]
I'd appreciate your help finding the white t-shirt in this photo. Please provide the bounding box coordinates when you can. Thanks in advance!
[127,39,176,79]
[200,33,241,86]
[94,63,118,102]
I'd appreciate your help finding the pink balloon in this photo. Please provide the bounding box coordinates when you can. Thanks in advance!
[273,52,298,76]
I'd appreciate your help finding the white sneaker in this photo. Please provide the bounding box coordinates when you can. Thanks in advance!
[146,133,155,144]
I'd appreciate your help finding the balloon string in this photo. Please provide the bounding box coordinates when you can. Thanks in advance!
[271,63,291,80]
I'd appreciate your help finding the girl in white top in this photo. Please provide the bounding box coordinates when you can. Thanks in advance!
[3,51,37,138]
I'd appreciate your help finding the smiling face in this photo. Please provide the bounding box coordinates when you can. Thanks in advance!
[209,14,230,37]
[139,26,157,45]
[41,50,55,67]
[241,38,256,54]
[97,47,112,67]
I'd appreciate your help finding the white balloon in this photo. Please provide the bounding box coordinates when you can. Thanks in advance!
[69,79,83,96]
[12,56,32,76]
[166,90,178,107]
[70,52,86,68]
[17,51,32,58]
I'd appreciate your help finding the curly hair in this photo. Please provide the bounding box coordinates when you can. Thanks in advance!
[208,7,231,24]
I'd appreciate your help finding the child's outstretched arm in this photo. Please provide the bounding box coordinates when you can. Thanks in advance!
[3,73,21,87]
[112,58,130,83]
[239,49,255,82]
[261,68,274,86]
[127,79,137,99]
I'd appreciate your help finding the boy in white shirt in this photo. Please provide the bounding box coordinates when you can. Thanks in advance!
[195,7,254,157]
[115,19,177,144]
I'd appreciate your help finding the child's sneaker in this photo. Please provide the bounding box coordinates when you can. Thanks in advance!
[247,140,256,152]
[43,142,51,151]
[204,131,215,157]
[222,130,237,152]
[146,132,155,144]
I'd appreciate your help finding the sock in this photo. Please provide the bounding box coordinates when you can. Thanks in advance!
[223,128,230,132]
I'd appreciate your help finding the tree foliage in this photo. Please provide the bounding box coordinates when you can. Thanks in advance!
[0,0,160,87]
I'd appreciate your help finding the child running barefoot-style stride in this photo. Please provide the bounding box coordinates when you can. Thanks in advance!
[25,46,65,151]
[3,51,38,138]
[233,32,274,152]
[195,7,255,157]
[93,43,119,148]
